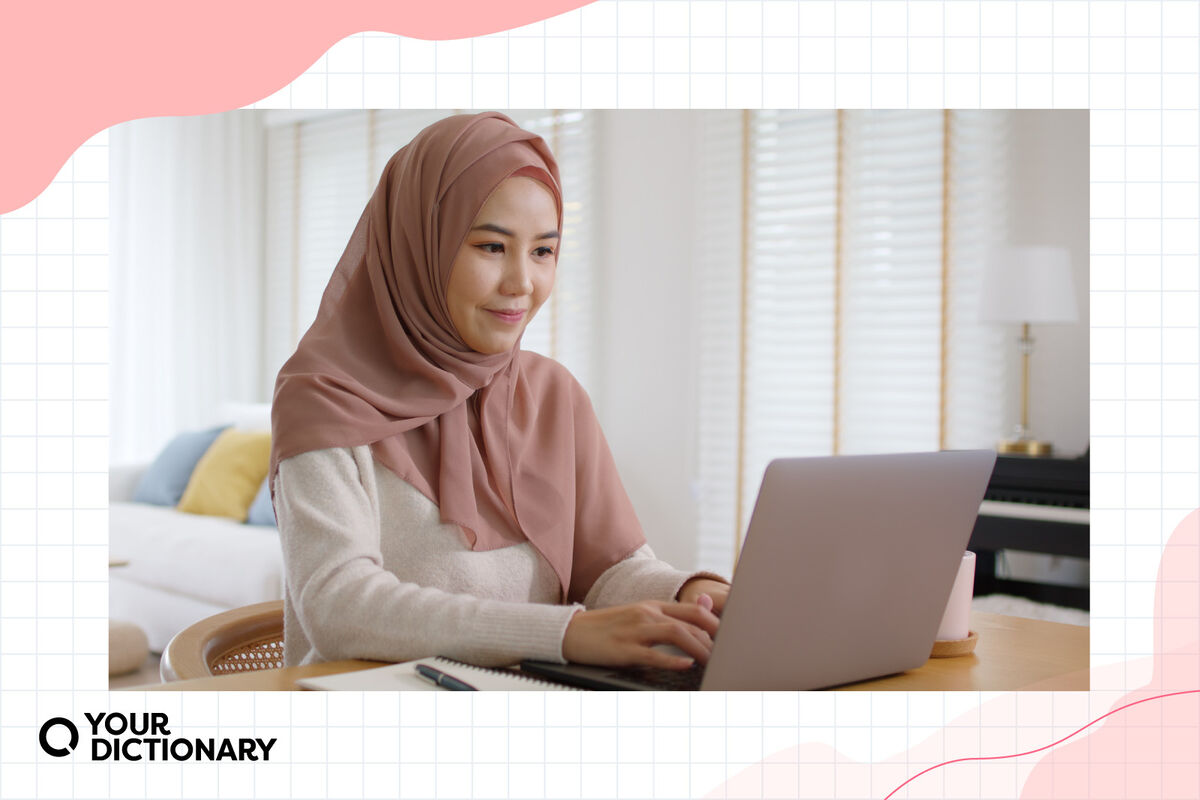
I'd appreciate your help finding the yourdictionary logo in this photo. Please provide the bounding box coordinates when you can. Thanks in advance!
[38,718,79,757]
[38,713,277,762]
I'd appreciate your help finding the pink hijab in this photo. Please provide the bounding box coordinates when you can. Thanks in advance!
[270,112,646,602]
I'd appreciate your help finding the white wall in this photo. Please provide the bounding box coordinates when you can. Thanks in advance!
[593,111,702,569]
[1008,110,1091,456]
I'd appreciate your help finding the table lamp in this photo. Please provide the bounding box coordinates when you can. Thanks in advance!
[979,246,1078,456]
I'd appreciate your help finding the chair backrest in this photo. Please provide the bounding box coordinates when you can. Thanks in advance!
[160,600,284,682]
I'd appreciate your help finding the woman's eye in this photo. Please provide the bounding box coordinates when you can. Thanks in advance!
[535,246,556,258]
[477,243,504,254]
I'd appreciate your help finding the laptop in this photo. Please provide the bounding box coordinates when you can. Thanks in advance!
[522,450,997,690]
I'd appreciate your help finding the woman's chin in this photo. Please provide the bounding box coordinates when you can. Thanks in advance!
[474,336,520,355]
[461,319,528,354]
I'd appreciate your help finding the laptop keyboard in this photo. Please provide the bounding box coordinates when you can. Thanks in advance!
[606,663,706,691]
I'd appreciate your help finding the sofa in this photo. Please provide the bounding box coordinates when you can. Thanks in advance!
[109,404,284,652]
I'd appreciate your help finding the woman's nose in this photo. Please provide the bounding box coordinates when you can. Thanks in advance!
[500,253,535,295]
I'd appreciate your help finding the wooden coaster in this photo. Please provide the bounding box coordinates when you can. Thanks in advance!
[930,630,978,658]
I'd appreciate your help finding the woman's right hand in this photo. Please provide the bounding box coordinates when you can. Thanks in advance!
[561,601,720,669]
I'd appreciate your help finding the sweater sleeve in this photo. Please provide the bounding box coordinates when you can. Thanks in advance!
[275,447,581,667]
[582,543,729,609]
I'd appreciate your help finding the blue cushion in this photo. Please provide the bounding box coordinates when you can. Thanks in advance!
[132,425,229,506]
[245,477,277,527]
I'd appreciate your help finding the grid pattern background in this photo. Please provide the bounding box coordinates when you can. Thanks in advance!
[0,1,1193,797]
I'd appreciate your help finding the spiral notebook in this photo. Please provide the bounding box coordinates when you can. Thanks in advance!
[296,656,578,691]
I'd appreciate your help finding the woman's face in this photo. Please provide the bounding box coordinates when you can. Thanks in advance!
[447,176,559,354]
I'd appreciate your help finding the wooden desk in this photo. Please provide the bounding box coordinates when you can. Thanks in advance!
[839,611,1088,691]
[131,612,1087,692]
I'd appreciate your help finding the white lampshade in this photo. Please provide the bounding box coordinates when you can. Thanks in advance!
[979,246,1079,324]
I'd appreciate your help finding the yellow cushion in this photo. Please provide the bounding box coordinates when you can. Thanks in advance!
[177,429,271,521]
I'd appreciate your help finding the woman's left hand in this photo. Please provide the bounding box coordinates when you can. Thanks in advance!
[676,577,731,615]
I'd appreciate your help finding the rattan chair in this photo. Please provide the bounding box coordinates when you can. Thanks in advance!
[160,600,285,682]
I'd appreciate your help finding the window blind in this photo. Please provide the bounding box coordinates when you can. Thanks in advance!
[695,110,1011,574]
[944,112,1011,447]
[693,111,746,572]
[839,111,946,454]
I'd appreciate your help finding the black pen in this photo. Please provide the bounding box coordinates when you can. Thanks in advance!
[415,663,478,691]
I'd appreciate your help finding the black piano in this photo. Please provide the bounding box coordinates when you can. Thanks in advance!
[969,451,1090,610]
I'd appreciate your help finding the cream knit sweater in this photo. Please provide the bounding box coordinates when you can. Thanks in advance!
[275,445,713,667]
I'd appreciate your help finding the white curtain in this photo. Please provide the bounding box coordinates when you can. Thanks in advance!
[109,113,265,463]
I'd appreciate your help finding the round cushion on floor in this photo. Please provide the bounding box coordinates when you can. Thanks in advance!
[109,620,150,676]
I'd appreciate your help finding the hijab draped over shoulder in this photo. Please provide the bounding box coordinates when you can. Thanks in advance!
[270,112,646,602]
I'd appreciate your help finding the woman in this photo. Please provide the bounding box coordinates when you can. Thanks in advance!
[270,112,729,671]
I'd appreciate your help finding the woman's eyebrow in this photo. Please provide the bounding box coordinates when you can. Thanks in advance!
[471,222,561,240]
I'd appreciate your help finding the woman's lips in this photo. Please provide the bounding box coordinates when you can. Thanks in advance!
[486,308,527,324]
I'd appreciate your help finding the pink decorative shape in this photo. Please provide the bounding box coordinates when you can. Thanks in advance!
[884,690,1200,799]
[0,0,593,214]
[1016,511,1200,799]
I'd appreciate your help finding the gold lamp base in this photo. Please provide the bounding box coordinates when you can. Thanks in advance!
[996,438,1054,457]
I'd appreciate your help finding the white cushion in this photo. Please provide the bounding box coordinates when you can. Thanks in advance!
[109,501,283,610]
